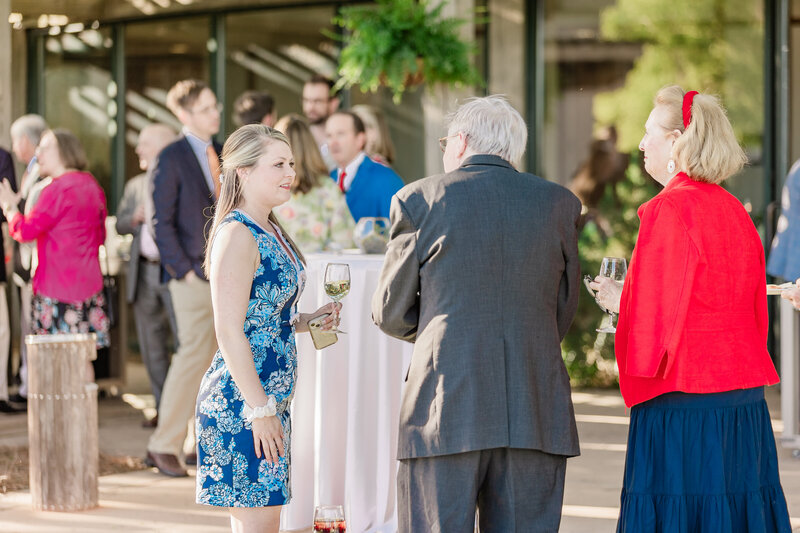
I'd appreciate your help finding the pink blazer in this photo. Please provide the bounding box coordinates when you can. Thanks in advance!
[615,172,779,407]
[9,171,107,304]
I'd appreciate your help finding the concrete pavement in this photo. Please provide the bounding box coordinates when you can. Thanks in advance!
[0,361,798,532]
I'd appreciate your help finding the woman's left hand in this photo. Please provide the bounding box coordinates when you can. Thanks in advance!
[0,179,18,215]
[588,276,624,314]
[310,301,342,331]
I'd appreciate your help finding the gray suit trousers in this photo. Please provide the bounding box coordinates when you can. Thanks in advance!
[397,447,566,533]
[133,261,177,408]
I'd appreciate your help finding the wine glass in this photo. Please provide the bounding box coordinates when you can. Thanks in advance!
[313,504,346,533]
[324,263,350,334]
[595,257,627,333]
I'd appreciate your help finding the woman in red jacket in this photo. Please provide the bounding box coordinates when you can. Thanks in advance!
[591,86,791,532]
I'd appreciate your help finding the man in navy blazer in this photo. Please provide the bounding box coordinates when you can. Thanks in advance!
[326,111,403,222]
[147,79,221,477]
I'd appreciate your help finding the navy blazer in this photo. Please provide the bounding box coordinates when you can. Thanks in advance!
[0,148,17,284]
[152,136,221,282]
[331,156,404,222]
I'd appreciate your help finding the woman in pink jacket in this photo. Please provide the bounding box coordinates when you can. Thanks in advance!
[0,129,109,348]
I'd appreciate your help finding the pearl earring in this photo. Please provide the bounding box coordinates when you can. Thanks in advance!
[667,158,675,174]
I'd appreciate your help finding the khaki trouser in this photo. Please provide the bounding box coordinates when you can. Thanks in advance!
[147,275,216,456]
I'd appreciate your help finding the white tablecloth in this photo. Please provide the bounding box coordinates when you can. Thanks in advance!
[779,299,800,449]
[281,252,412,533]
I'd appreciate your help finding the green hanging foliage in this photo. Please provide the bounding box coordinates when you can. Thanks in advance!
[331,0,484,103]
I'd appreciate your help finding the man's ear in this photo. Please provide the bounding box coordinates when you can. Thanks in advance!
[176,107,190,126]
[456,132,469,158]
[329,97,340,115]
[356,131,367,152]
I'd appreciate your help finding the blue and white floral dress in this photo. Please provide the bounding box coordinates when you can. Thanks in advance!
[196,209,305,508]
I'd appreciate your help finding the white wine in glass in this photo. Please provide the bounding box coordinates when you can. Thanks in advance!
[324,263,350,334]
[596,257,627,333]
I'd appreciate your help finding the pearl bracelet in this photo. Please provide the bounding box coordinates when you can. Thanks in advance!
[242,396,277,422]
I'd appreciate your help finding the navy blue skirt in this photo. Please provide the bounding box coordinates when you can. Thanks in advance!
[617,387,792,533]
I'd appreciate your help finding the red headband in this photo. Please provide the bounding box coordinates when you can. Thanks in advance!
[682,90,699,129]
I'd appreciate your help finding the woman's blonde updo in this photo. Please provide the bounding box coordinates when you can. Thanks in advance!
[655,85,747,184]
[204,124,305,275]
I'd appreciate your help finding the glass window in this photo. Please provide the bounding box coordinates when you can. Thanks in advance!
[225,8,337,135]
[42,26,114,192]
[791,1,800,163]
[225,7,426,183]
[543,0,765,217]
[124,16,211,183]
[542,0,766,382]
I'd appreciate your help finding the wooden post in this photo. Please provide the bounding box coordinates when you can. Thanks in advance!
[26,334,99,512]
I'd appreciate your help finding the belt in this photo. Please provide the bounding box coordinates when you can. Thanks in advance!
[139,256,160,265]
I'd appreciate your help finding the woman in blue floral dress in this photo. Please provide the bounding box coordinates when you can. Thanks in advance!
[195,125,341,532]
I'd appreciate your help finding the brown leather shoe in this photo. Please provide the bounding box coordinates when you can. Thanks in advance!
[145,451,188,477]
[184,451,197,466]
[141,414,158,428]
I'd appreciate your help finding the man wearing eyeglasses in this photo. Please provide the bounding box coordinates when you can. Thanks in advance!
[302,74,340,171]
[147,79,221,478]
[373,95,581,532]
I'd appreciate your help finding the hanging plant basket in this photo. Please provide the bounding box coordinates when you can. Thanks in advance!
[378,57,425,89]
[331,0,483,103]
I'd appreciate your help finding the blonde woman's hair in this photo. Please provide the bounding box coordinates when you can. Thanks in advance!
[203,124,305,276]
[274,113,327,195]
[351,105,396,165]
[655,85,747,184]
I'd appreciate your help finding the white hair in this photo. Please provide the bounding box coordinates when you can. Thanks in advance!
[446,95,527,166]
[10,114,48,146]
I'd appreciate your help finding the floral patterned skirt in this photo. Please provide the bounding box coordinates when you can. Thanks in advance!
[31,291,110,349]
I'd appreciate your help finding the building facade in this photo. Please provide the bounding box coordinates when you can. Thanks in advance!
[1,2,799,354]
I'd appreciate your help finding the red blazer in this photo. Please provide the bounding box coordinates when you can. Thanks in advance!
[615,172,779,407]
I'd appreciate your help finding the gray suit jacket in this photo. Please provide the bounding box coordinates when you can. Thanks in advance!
[115,173,148,303]
[372,154,581,460]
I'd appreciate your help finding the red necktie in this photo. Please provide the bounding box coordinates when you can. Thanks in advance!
[338,170,347,193]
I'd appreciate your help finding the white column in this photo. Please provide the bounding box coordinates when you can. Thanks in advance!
[422,0,477,178]
[489,0,526,168]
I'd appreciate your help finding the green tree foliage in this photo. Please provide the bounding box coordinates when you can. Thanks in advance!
[562,159,660,387]
[594,0,763,152]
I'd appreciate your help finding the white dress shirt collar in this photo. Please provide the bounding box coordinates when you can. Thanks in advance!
[338,152,366,192]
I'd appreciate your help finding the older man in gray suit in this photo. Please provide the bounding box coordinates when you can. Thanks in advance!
[116,123,178,428]
[372,95,581,532]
